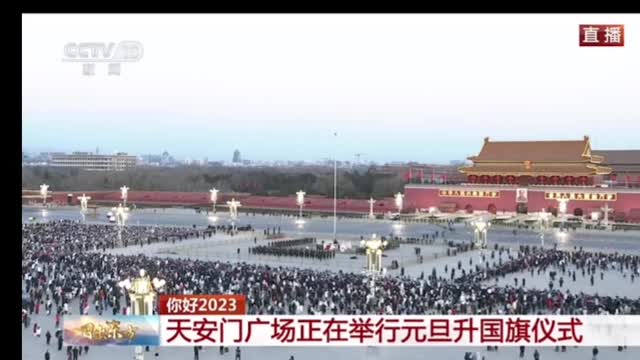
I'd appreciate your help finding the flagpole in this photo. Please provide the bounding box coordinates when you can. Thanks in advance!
[333,132,338,242]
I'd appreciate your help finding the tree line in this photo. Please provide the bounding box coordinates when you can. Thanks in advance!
[21,166,405,199]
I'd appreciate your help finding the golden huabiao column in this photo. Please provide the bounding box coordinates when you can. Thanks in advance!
[118,269,165,360]
[362,234,387,273]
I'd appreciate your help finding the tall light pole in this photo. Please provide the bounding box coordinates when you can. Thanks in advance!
[296,190,306,224]
[78,193,91,212]
[333,132,338,242]
[78,193,91,221]
[40,184,49,207]
[120,186,130,207]
[601,202,612,228]
[558,199,568,230]
[394,192,404,214]
[209,188,219,221]
[227,198,241,229]
[470,219,490,249]
[118,269,165,360]
[113,203,129,245]
[368,197,376,219]
[210,188,219,213]
[538,210,551,247]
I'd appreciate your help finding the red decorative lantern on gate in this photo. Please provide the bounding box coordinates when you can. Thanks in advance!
[577,176,589,185]
[468,175,478,183]
[494,175,503,184]
[564,176,575,186]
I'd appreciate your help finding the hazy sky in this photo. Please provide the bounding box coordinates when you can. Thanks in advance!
[22,14,640,163]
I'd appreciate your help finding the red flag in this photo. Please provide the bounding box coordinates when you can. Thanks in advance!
[419,169,424,183]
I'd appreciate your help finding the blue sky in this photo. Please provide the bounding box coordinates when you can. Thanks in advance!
[22,14,640,163]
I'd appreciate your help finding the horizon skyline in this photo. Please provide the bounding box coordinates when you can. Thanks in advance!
[20,145,468,165]
[22,134,639,166]
[23,14,640,162]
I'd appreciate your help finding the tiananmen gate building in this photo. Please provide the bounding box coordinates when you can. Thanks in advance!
[404,136,640,223]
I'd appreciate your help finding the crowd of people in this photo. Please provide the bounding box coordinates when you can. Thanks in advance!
[22,220,208,257]
[22,222,640,318]
[22,220,260,260]
[21,220,640,359]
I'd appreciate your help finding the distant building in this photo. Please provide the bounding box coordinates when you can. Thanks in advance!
[50,152,137,171]
[40,152,65,162]
[141,154,162,166]
[233,149,241,163]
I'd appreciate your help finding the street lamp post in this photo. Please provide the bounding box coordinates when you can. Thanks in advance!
[558,199,568,230]
[210,188,219,214]
[78,193,91,212]
[368,197,376,219]
[296,190,306,221]
[209,188,219,221]
[118,269,165,360]
[226,198,241,229]
[120,186,130,207]
[394,193,404,214]
[113,203,130,245]
[40,184,49,207]
[78,193,91,221]
[470,219,490,249]
[601,202,612,229]
[538,210,551,247]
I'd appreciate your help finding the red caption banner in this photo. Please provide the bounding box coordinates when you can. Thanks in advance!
[159,295,246,315]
